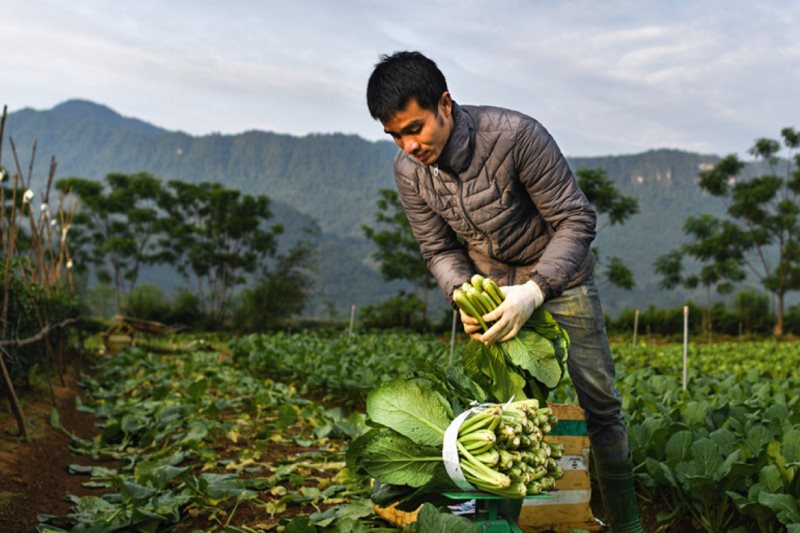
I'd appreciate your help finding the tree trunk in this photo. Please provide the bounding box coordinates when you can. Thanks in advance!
[773,291,784,336]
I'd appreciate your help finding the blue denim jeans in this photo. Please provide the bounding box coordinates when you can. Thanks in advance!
[542,277,629,462]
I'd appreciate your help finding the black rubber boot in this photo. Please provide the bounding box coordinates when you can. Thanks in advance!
[594,454,644,533]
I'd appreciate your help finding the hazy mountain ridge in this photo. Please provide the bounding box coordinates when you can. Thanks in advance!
[1,100,757,316]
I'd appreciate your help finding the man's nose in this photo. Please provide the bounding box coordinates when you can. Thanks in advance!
[403,138,420,153]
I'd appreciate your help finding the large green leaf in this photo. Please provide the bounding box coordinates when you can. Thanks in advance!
[366,380,449,446]
[782,428,800,463]
[692,438,724,478]
[681,401,709,427]
[503,331,562,389]
[758,492,800,525]
[346,429,382,474]
[359,431,443,488]
[758,465,784,493]
[665,431,693,463]
[412,503,479,532]
[463,341,527,403]
[710,428,737,456]
[744,425,772,457]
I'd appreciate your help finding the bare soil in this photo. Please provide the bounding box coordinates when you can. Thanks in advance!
[0,371,102,533]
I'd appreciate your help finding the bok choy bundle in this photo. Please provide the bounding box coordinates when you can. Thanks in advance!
[347,378,564,507]
[455,274,570,403]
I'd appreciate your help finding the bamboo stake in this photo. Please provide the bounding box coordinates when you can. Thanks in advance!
[449,309,457,366]
[632,308,639,347]
[347,304,356,344]
[682,305,689,392]
[0,346,27,439]
[1,174,20,339]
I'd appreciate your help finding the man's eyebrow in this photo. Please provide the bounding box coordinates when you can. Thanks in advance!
[385,120,424,136]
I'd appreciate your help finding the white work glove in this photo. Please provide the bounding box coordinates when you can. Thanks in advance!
[481,280,545,344]
[458,307,483,341]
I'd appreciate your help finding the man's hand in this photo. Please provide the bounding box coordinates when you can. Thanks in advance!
[459,308,483,341]
[480,281,544,344]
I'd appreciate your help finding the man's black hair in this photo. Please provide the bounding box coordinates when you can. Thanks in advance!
[366,51,448,122]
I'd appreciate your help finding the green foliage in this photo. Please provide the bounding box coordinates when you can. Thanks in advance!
[56,173,165,312]
[672,127,800,335]
[565,340,800,533]
[609,302,705,337]
[358,291,427,330]
[84,282,115,317]
[167,289,203,327]
[461,309,569,403]
[785,304,800,335]
[232,332,456,405]
[0,261,85,384]
[411,503,479,532]
[39,345,377,532]
[606,255,636,290]
[230,231,317,333]
[126,283,172,323]
[733,289,771,334]
[577,168,639,290]
[578,167,639,226]
[362,188,436,314]
[366,380,451,447]
[157,180,284,322]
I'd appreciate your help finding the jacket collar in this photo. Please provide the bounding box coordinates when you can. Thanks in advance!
[436,102,474,174]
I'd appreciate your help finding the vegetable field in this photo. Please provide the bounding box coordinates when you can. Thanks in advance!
[34,335,800,532]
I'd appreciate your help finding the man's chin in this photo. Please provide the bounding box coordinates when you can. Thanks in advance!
[416,152,438,165]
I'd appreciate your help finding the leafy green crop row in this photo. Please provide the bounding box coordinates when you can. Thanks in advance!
[613,342,800,531]
[232,333,460,405]
[38,346,392,532]
[235,334,800,531]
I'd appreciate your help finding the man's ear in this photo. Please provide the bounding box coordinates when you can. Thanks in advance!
[439,91,453,118]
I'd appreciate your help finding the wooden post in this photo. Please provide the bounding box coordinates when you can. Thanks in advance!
[682,306,689,392]
[449,309,458,366]
[0,347,27,439]
[347,304,356,344]
[632,309,640,347]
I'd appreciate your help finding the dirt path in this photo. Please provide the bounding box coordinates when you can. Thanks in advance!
[0,372,101,532]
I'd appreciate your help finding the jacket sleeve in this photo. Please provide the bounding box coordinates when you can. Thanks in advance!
[513,117,596,300]
[394,162,474,302]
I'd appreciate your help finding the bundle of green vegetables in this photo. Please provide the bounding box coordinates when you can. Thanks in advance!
[454,274,570,403]
[348,377,564,507]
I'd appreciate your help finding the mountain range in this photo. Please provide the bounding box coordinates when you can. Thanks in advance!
[1,99,754,317]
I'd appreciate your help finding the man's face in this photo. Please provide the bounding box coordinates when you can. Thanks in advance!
[381,93,454,166]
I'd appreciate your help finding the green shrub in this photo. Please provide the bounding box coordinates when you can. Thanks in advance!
[167,288,203,327]
[358,291,428,331]
[126,284,171,323]
[0,262,85,385]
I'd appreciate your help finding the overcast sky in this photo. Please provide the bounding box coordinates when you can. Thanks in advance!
[2,0,798,157]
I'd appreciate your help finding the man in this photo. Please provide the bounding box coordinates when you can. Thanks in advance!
[366,51,643,532]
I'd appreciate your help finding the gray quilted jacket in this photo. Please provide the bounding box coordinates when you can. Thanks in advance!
[393,102,596,302]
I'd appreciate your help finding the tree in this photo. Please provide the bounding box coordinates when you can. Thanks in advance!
[576,168,639,290]
[56,172,163,311]
[362,189,437,320]
[231,225,319,332]
[654,215,746,335]
[733,288,769,335]
[672,128,800,335]
[157,180,284,322]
